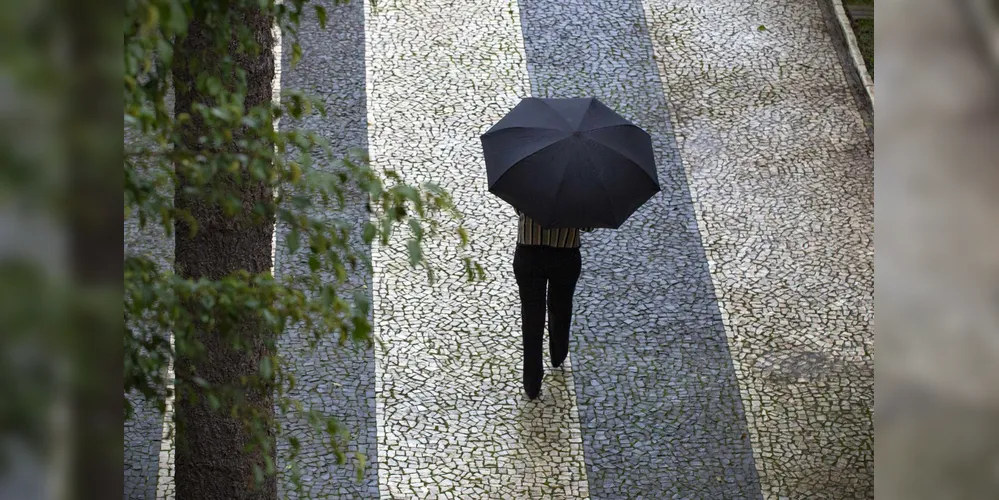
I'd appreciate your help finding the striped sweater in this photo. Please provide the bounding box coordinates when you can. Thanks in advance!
[515,209,593,248]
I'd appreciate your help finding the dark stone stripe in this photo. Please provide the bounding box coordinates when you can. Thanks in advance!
[516,0,763,497]
[124,393,162,499]
[274,0,378,497]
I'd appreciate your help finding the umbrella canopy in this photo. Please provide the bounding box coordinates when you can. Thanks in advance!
[481,97,660,229]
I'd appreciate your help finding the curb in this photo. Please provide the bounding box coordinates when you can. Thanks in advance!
[815,0,874,136]
[831,0,874,108]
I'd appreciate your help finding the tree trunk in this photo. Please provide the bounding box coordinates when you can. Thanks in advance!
[67,0,120,495]
[171,5,277,500]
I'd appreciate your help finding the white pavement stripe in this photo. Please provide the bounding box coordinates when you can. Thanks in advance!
[155,341,175,500]
[363,0,590,498]
[641,0,874,497]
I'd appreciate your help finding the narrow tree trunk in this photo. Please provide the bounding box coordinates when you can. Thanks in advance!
[67,0,120,495]
[171,5,277,500]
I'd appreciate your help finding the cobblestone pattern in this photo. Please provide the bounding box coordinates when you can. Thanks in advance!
[124,393,163,500]
[518,0,763,497]
[641,0,875,497]
[364,0,591,497]
[124,210,172,499]
[273,0,380,497]
[155,381,175,500]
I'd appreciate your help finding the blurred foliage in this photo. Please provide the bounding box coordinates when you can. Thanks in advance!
[124,0,483,494]
[0,0,103,487]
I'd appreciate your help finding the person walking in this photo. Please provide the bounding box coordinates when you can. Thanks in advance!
[481,97,661,400]
[513,208,592,400]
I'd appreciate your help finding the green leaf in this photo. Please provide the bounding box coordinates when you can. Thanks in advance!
[260,357,272,380]
[168,0,188,34]
[367,177,383,198]
[334,261,347,283]
[315,5,328,29]
[362,222,377,244]
[408,219,424,241]
[380,216,393,245]
[156,38,174,67]
[463,258,474,282]
[757,25,767,31]
[291,43,303,67]
[290,195,311,210]
[396,185,420,202]
[406,239,422,268]
[457,226,469,247]
[352,289,370,316]
[253,465,264,487]
[287,228,300,254]
[145,3,160,29]
[355,452,367,482]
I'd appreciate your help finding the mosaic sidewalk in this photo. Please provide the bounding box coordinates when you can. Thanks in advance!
[641,1,874,496]
[517,0,760,497]
[125,0,874,498]
[364,0,591,497]
[272,1,380,498]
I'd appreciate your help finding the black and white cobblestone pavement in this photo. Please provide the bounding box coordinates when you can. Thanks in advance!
[125,0,873,498]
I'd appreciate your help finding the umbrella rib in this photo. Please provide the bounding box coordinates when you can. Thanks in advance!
[504,134,570,175]
[583,136,655,224]
[538,99,584,129]
[482,125,566,137]
[580,123,635,134]
[574,98,597,130]
[591,150,620,226]
[579,135,657,184]
[573,139,619,227]
[547,151,574,227]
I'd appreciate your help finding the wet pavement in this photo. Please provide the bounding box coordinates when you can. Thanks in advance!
[125,0,874,498]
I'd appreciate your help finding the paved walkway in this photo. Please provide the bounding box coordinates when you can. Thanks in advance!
[125,0,873,498]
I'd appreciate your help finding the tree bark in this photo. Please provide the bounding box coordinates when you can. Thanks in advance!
[172,5,277,500]
[67,0,120,495]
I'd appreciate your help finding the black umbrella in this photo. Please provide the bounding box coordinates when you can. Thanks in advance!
[481,97,660,229]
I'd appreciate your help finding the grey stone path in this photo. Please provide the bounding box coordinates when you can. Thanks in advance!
[123,394,163,499]
[642,0,874,497]
[364,0,591,497]
[272,1,381,498]
[518,0,761,497]
[124,207,172,500]
[125,0,874,497]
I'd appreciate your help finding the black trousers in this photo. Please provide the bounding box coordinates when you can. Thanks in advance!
[513,244,582,389]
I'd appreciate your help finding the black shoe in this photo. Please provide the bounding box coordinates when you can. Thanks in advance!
[524,372,542,400]
[525,383,541,400]
[551,343,568,369]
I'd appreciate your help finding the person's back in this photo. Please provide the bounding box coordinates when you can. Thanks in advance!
[516,210,587,249]
[512,209,592,400]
